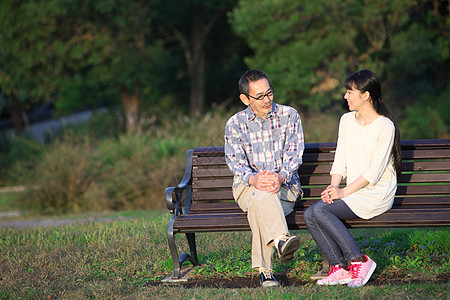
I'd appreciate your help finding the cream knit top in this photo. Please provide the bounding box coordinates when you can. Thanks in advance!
[331,111,397,219]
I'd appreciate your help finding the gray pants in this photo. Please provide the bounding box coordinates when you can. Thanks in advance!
[304,199,363,266]
[233,184,299,270]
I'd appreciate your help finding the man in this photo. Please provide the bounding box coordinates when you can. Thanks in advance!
[224,70,305,287]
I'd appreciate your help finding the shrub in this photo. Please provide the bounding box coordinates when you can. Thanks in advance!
[15,110,232,214]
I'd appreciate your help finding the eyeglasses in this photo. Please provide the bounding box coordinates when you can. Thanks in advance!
[247,90,276,101]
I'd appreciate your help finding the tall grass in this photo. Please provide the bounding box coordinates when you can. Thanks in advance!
[0,212,448,299]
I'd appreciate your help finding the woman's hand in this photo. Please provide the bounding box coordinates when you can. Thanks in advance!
[321,185,343,204]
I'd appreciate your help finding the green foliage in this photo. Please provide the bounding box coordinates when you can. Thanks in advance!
[400,87,450,139]
[8,109,231,214]
[55,76,119,114]
[229,0,449,123]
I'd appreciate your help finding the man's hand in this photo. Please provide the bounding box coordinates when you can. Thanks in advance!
[248,170,285,193]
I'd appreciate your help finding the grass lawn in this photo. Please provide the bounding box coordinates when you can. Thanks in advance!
[0,210,449,299]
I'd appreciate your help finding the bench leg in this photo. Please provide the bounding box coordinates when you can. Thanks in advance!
[178,233,199,269]
[167,219,200,279]
[167,217,182,279]
[310,252,331,280]
[321,252,330,273]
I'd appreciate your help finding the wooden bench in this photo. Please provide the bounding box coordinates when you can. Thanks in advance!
[165,139,450,279]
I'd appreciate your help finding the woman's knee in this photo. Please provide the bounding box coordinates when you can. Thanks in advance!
[304,205,315,224]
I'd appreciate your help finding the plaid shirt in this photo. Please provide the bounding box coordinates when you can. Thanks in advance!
[224,104,304,193]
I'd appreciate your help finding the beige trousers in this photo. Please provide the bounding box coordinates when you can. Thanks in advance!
[233,183,300,270]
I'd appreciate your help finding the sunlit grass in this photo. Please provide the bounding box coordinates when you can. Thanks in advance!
[0,212,448,299]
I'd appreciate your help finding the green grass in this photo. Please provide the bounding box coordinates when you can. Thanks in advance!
[0,211,448,299]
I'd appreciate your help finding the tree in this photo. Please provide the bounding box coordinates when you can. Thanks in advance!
[0,0,72,134]
[159,0,237,118]
[57,0,172,130]
[0,0,172,133]
[229,0,448,119]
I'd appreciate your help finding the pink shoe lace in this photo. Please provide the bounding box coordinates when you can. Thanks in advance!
[350,262,362,279]
[328,265,341,276]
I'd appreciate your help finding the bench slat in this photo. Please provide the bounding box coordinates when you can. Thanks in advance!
[402,149,450,160]
[191,184,450,200]
[192,162,450,179]
[192,140,450,156]
[174,209,450,232]
[192,147,450,162]
[402,161,450,172]
[187,196,450,213]
[300,173,450,185]
[192,174,450,190]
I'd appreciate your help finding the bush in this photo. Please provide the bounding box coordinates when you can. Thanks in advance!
[400,88,450,139]
[15,110,232,214]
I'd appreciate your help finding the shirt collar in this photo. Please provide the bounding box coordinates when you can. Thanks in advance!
[244,103,278,121]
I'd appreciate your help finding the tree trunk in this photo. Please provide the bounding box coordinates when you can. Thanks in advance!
[189,4,206,118]
[7,96,27,135]
[118,82,141,130]
[170,4,227,118]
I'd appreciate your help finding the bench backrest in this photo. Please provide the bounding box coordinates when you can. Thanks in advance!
[189,139,450,212]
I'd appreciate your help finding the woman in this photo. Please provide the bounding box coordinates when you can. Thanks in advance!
[304,70,402,288]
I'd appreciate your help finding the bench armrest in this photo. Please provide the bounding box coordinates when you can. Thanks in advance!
[165,149,194,215]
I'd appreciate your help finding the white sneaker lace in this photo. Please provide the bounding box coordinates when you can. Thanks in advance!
[261,269,273,280]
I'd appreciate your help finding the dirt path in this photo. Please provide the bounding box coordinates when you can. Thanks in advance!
[0,210,130,228]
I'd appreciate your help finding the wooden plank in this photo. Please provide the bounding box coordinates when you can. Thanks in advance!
[302,152,335,162]
[193,178,233,189]
[400,139,450,150]
[398,173,450,183]
[193,168,233,178]
[191,162,450,179]
[392,196,450,205]
[191,184,450,200]
[192,140,450,156]
[396,185,450,195]
[192,190,233,201]
[300,176,343,185]
[193,156,226,167]
[192,139,450,156]
[298,164,332,174]
[402,149,450,160]
[192,151,339,167]
[191,171,450,187]
[174,210,450,232]
[191,190,450,210]
[188,196,450,214]
[402,161,450,172]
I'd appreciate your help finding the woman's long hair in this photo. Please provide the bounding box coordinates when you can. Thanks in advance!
[344,70,402,177]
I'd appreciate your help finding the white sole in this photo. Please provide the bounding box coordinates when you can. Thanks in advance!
[317,278,352,285]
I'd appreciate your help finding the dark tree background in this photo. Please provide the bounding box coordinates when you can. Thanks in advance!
[0,0,448,138]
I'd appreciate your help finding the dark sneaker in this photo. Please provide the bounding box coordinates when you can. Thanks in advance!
[277,235,301,264]
[316,265,352,285]
[348,255,377,288]
[260,269,279,288]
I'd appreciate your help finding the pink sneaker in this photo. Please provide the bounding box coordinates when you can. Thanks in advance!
[316,265,352,285]
[348,255,377,288]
